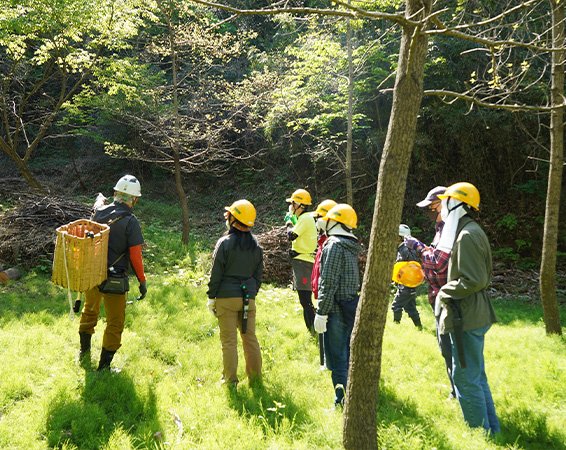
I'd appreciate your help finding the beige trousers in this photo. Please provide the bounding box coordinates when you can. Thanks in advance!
[216,297,262,383]
[79,287,126,351]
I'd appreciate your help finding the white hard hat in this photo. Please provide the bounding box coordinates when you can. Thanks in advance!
[114,175,142,197]
[398,224,411,237]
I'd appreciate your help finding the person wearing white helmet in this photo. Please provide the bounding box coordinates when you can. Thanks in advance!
[78,175,147,371]
[390,224,422,329]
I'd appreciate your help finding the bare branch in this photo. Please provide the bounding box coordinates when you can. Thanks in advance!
[187,0,410,26]
[423,89,565,112]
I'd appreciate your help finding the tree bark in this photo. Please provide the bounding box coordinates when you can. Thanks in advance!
[540,0,563,336]
[342,1,432,448]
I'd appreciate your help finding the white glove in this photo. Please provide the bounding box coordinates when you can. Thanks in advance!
[314,314,328,334]
[207,299,217,316]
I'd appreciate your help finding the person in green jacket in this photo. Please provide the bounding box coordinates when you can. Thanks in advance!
[435,182,500,435]
[285,189,318,334]
[207,199,263,386]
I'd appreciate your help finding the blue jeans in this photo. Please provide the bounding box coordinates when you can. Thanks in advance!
[323,300,357,404]
[450,325,500,434]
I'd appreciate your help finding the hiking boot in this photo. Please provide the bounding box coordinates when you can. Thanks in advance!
[334,383,346,408]
[79,332,91,360]
[97,348,116,371]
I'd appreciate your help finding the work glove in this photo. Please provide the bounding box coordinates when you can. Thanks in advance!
[289,249,299,258]
[138,281,147,300]
[207,299,217,316]
[314,314,328,334]
[404,237,425,253]
[284,212,297,227]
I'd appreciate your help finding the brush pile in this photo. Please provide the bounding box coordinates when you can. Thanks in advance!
[0,193,91,267]
[256,226,293,286]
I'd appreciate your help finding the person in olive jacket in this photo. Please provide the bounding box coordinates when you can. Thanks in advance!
[435,182,500,435]
[207,199,263,386]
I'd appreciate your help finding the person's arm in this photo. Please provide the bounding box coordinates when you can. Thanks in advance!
[129,245,146,282]
[421,247,450,274]
[253,246,263,293]
[207,239,226,299]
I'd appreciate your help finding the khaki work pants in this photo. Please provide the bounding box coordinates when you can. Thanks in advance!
[216,297,262,383]
[79,287,127,352]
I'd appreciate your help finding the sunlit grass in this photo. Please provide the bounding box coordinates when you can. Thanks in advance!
[0,215,564,449]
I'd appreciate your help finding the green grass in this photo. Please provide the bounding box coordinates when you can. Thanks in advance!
[0,203,564,449]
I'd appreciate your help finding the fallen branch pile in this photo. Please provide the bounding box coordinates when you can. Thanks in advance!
[256,226,292,286]
[0,194,91,267]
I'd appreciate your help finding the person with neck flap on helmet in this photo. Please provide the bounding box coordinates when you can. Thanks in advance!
[313,203,361,408]
[78,175,147,371]
[435,182,500,435]
[285,189,318,334]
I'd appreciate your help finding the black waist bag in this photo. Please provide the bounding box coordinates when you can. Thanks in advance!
[99,273,129,294]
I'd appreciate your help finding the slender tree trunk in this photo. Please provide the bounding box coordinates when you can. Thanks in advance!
[345,0,354,206]
[540,0,563,335]
[343,1,432,448]
[168,10,190,245]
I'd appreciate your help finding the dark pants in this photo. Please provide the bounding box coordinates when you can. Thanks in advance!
[323,297,358,404]
[391,285,420,323]
[298,290,315,331]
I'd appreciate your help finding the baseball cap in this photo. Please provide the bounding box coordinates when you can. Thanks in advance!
[416,186,446,208]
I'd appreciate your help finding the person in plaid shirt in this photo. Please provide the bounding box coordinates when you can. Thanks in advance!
[405,185,456,399]
[313,203,361,408]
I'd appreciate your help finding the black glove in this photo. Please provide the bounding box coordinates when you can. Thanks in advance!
[289,249,299,258]
[138,281,147,300]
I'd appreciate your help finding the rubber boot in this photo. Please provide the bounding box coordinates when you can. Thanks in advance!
[411,315,423,330]
[79,332,92,360]
[393,311,402,324]
[97,348,116,371]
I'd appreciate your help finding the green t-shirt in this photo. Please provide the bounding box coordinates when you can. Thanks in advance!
[291,212,317,263]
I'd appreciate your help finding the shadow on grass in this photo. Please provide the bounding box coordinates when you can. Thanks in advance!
[226,379,311,438]
[496,406,566,450]
[492,297,566,327]
[376,384,453,450]
[45,367,162,450]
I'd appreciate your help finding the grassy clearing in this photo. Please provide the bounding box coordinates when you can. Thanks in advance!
[0,200,564,449]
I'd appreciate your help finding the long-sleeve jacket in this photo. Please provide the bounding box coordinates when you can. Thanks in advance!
[436,216,497,334]
[207,233,263,299]
[311,234,328,300]
[317,236,361,315]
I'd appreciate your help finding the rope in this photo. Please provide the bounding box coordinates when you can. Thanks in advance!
[61,234,75,319]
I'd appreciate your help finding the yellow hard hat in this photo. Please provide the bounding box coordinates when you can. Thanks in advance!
[224,199,256,227]
[437,182,480,210]
[286,189,312,205]
[314,199,337,218]
[392,261,425,288]
[323,203,358,229]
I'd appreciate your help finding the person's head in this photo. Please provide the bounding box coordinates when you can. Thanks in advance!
[313,199,337,233]
[286,189,312,216]
[417,185,446,223]
[437,182,480,220]
[114,175,141,207]
[322,203,357,238]
[224,199,256,231]
[224,199,258,251]
[398,224,411,242]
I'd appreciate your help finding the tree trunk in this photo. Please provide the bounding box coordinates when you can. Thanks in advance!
[540,0,563,336]
[168,10,191,245]
[345,1,354,206]
[342,1,432,448]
